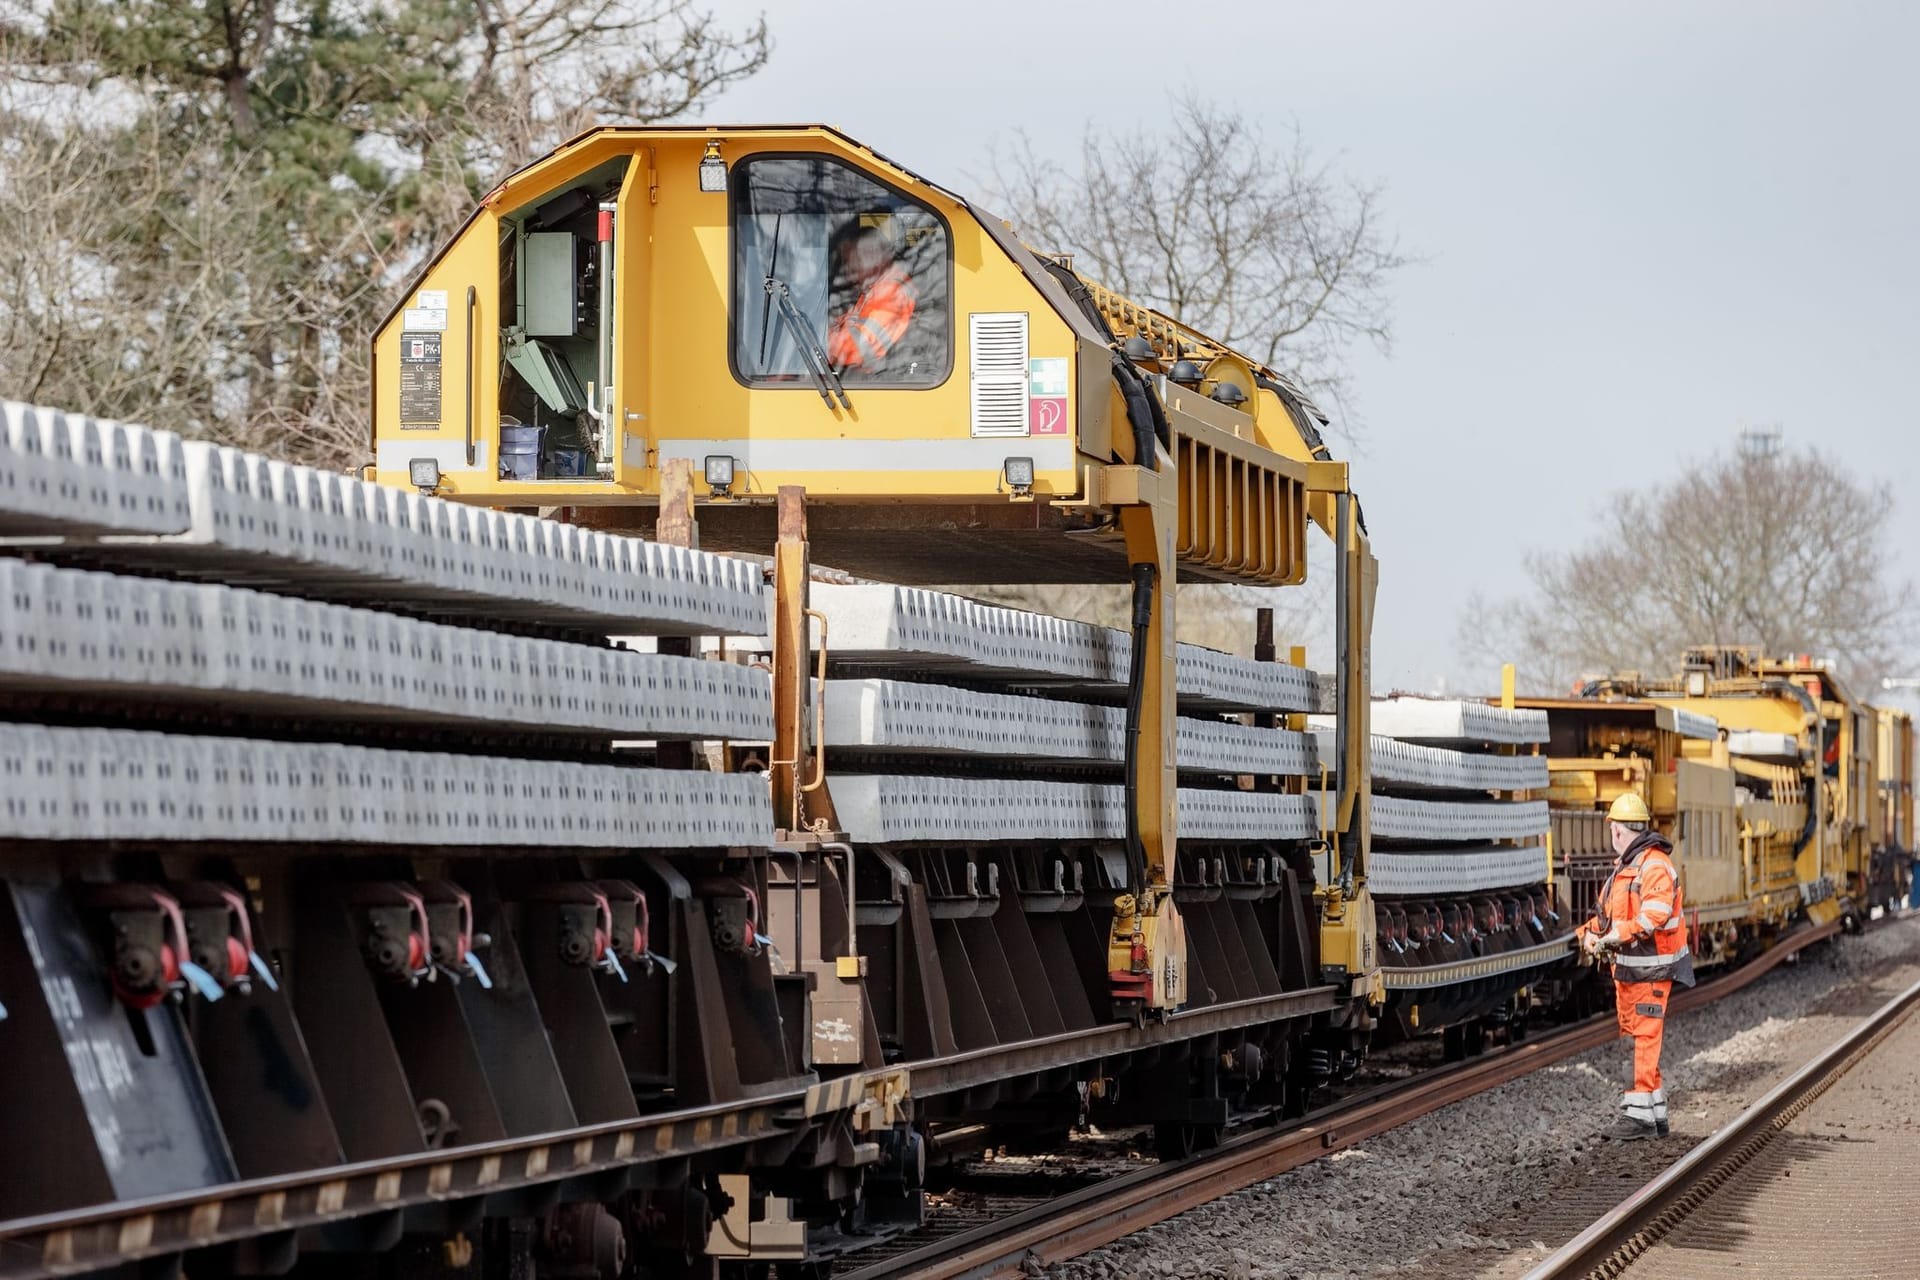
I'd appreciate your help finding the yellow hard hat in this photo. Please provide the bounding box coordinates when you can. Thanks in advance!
[1607,792,1651,824]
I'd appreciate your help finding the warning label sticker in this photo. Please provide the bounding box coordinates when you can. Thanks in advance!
[1029,357,1069,436]
[399,331,443,428]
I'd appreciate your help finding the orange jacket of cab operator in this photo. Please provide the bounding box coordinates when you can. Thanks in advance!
[1590,829,1695,986]
[828,265,917,370]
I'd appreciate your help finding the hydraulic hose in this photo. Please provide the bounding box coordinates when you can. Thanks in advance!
[1111,353,1170,462]
[1036,255,1172,461]
[1039,258,1117,342]
[1122,562,1155,897]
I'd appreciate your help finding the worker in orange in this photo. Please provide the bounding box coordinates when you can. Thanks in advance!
[827,224,917,374]
[1577,792,1695,1140]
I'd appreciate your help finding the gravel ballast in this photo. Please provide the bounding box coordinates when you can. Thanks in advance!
[1047,914,1920,1280]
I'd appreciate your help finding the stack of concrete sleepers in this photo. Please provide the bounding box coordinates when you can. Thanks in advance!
[1313,698,1552,897]
[811,583,1326,846]
[0,398,775,849]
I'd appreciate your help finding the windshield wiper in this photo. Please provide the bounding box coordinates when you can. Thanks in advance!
[764,275,852,411]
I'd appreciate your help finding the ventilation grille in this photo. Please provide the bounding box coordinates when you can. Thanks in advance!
[969,312,1029,438]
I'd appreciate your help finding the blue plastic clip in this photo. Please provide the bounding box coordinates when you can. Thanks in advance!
[178,959,226,1002]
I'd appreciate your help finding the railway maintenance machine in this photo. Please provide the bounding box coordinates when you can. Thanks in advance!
[0,125,1382,1280]
[368,123,1380,1264]
[370,123,1380,1028]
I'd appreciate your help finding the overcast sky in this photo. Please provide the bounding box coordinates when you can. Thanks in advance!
[701,0,1920,695]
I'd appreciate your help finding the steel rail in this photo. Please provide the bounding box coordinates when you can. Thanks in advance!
[1522,966,1920,1280]
[839,918,1848,1280]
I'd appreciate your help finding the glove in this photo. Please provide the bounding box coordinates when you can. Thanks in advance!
[1581,927,1624,957]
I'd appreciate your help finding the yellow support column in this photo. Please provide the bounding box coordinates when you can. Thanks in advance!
[1104,462,1187,1017]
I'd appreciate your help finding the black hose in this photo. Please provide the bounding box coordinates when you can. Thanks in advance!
[1255,373,1331,460]
[1122,562,1155,897]
[1111,353,1165,468]
[1036,256,1174,462]
[1039,259,1118,343]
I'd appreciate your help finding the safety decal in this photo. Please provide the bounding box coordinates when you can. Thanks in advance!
[1029,357,1069,436]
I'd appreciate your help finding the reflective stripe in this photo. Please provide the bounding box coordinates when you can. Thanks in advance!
[848,315,896,357]
[1614,945,1690,970]
[1642,901,1673,920]
[1634,912,1656,933]
[846,321,886,368]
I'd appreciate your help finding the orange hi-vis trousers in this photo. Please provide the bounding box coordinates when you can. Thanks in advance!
[1616,978,1671,1125]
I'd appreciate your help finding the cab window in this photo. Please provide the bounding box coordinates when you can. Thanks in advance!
[732,155,951,387]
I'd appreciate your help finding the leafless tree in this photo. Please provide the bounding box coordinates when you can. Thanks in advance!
[974,95,1397,653]
[1457,437,1913,694]
[985,92,1409,427]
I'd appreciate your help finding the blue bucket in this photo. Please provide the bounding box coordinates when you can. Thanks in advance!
[500,421,544,480]
[549,446,591,477]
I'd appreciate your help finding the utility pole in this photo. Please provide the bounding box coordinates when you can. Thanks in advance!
[1737,426,1783,460]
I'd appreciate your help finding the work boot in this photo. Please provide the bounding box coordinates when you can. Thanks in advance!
[1601,1114,1659,1141]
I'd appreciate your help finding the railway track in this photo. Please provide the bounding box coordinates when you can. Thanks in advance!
[1525,951,1920,1279]
[838,919,1847,1280]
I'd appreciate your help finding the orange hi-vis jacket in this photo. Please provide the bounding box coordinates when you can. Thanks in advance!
[828,265,917,370]
[1588,830,1695,986]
